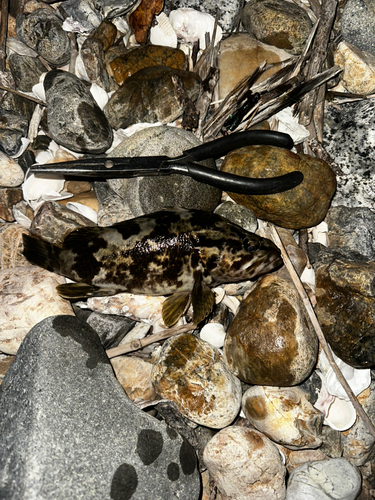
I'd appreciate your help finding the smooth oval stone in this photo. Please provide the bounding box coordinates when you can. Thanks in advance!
[0,151,24,187]
[241,0,312,55]
[221,144,336,229]
[203,426,286,500]
[104,65,201,130]
[15,8,71,66]
[107,44,187,85]
[242,386,323,450]
[111,356,157,402]
[44,69,113,154]
[8,52,46,92]
[152,333,242,429]
[224,274,318,386]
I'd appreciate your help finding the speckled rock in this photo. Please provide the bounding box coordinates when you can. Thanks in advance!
[0,187,23,221]
[214,201,258,233]
[341,0,375,57]
[81,37,111,92]
[104,65,201,129]
[241,0,313,55]
[286,458,362,500]
[0,151,24,187]
[0,315,200,499]
[242,386,323,450]
[0,223,28,270]
[152,333,242,429]
[0,108,29,156]
[221,145,336,229]
[111,356,158,402]
[0,266,74,354]
[15,8,71,66]
[44,69,113,154]
[107,126,221,217]
[224,275,318,386]
[8,52,46,92]
[107,45,187,86]
[334,41,375,95]
[203,426,287,500]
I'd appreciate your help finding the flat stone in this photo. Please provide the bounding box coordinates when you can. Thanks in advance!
[8,52,46,92]
[81,37,111,92]
[0,316,200,499]
[341,0,375,57]
[214,201,258,233]
[85,311,136,349]
[0,223,28,270]
[44,69,113,154]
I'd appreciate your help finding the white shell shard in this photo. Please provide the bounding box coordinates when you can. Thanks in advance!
[200,322,226,348]
[324,397,357,431]
[65,202,98,224]
[22,172,72,210]
[169,8,223,50]
[89,83,109,110]
[273,107,310,144]
[300,265,316,290]
[12,208,32,230]
[62,17,91,34]
[222,294,240,315]
[310,221,329,246]
[150,13,178,48]
[213,286,225,304]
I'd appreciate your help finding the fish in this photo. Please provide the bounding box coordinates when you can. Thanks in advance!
[22,208,282,326]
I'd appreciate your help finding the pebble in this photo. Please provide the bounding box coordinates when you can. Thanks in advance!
[44,69,113,154]
[84,310,136,349]
[0,315,200,499]
[286,458,362,500]
[107,45,187,86]
[0,223,28,270]
[334,41,375,95]
[111,355,158,402]
[104,65,201,129]
[221,144,336,229]
[15,8,71,66]
[0,151,24,187]
[203,426,287,500]
[341,0,375,57]
[93,181,135,226]
[81,37,111,92]
[8,52,46,92]
[0,107,29,156]
[214,201,258,233]
[152,333,242,428]
[0,187,23,221]
[224,275,318,386]
[218,34,292,99]
[241,0,313,55]
[107,125,221,217]
[0,266,74,354]
[242,386,323,450]
[59,0,138,29]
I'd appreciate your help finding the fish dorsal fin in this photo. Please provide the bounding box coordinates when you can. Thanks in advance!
[162,292,191,327]
[63,227,102,249]
[191,271,215,325]
[56,282,116,299]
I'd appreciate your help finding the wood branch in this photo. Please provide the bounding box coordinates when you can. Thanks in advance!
[106,323,197,359]
[0,0,9,73]
[269,224,375,440]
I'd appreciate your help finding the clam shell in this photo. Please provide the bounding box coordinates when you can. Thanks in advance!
[200,322,226,348]
[169,8,223,50]
[65,202,98,224]
[324,397,357,432]
[150,13,178,48]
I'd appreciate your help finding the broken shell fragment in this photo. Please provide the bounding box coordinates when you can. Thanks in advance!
[169,8,223,50]
[150,13,178,48]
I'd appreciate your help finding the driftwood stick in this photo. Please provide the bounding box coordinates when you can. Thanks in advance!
[0,83,46,105]
[106,323,197,359]
[0,0,9,73]
[269,224,375,439]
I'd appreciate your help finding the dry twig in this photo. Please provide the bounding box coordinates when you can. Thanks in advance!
[0,0,9,73]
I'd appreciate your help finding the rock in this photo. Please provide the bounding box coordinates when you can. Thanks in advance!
[15,8,71,66]
[8,52,46,92]
[312,246,375,368]
[323,99,375,209]
[0,187,23,221]
[224,275,318,386]
[0,151,24,187]
[85,311,136,349]
[90,19,117,52]
[65,180,92,196]
[218,34,292,98]
[342,413,375,467]
[58,190,99,213]
[44,69,113,154]
[93,181,135,226]
[341,0,375,57]
[326,206,375,260]
[0,108,29,156]
[241,0,313,55]
[107,45,187,86]
[214,201,258,233]
[104,65,201,129]
[152,333,242,428]
[221,145,336,229]
[334,41,375,95]
[286,458,362,500]
[0,355,14,384]
[242,386,323,450]
[111,355,158,402]
[129,0,163,44]
[107,126,221,217]
[203,426,287,500]
[0,223,28,270]
[81,37,111,92]
[280,446,329,473]
[0,315,200,499]
[0,267,74,354]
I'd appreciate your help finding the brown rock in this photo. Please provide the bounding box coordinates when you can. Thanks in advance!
[223,274,318,385]
[279,445,329,473]
[107,44,187,85]
[151,333,242,429]
[65,181,92,196]
[221,144,336,229]
[241,0,313,55]
[129,0,163,44]
[0,223,29,270]
[0,355,15,383]
[81,37,111,92]
[91,20,117,52]
[0,187,23,221]
[111,355,157,402]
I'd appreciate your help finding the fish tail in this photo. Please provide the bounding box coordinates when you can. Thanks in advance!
[22,234,62,274]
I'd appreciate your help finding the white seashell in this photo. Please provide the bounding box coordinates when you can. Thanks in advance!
[222,294,240,315]
[62,17,91,34]
[11,137,30,159]
[12,208,32,230]
[213,286,225,304]
[150,13,178,48]
[300,265,316,290]
[66,202,98,224]
[311,221,329,246]
[200,322,226,348]
[22,172,71,210]
[89,83,109,110]
[273,107,310,144]
[75,52,91,82]
[169,8,223,50]
[324,397,357,431]
[6,37,38,57]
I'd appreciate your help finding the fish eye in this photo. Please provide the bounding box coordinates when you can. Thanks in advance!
[244,238,260,252]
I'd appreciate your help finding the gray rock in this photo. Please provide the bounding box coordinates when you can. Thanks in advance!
[81,36,111,92]
[286,458,362,500]
[341,0,375,57]
[107,125,221,217]
[214,201,258,233]
[44,69,113,154]
[323,100,375,209]
[0,110,29,156]
[93,181,135,225]
[8,52,46,92]
[85,311,136,349]
[0,315,200,500]
[15,9,71,67]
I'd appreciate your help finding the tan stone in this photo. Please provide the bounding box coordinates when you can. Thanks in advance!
[0,223,29,270]
[334,41,375,95]
[59,190,99,212]
[111,355,157,402]
[218,34,292,98]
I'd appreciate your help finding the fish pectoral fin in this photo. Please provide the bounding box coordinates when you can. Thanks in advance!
[191,271,215,325]
[162,292,191,327]
[56,283,116,300]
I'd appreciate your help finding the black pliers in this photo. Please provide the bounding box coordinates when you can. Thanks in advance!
[29,130,303,195]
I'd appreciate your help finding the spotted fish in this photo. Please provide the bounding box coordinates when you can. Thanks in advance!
[22,208,282,326]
